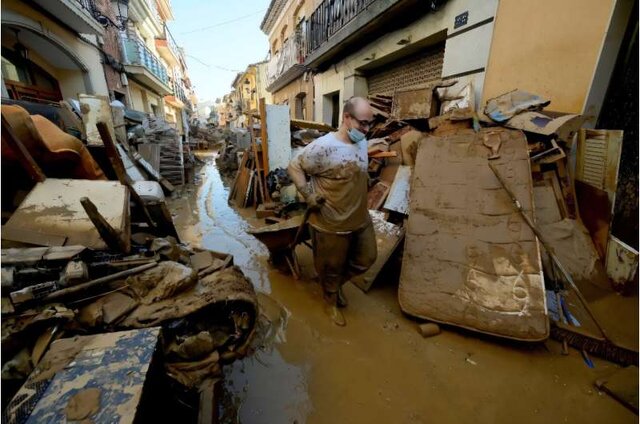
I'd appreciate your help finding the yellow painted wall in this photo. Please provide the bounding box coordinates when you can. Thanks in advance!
[269,0,317,52]
[482,0,616,113]
[272,76,314,120]
[2,0,109,96]
[57,69,87,99]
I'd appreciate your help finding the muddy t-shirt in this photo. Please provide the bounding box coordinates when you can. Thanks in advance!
[292,132,370,233]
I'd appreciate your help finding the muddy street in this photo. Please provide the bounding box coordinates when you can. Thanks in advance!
[168,153,634,424]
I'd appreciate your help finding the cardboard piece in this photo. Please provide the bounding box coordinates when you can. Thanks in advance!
[505,112,583,142]
[2,179,129,250]
[398,128,548,341]
[484,90,550,122]
[383,165,412,215]
[79,94,116,147]
[399,130,422,166]
[391,86,438,120]
[351,210,404,292]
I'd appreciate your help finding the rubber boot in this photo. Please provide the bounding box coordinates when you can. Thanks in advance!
[337,287,348,308]
[323,292,346,326]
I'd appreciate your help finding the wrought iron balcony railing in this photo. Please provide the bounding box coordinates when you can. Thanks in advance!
[75,0,97,13]
[163,24,181,61]
[305,0,375,56]
[266,26,307,86]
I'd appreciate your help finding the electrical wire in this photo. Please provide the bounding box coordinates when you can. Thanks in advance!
[184,54,241,72]
[179,9,267,35]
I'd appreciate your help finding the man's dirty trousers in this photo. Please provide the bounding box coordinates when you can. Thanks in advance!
[311,221,377,296]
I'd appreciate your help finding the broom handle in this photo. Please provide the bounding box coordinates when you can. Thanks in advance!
[488,162,609,338]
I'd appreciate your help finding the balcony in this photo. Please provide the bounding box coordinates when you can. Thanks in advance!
[266,30,307,93]
[156,24,181,67]
[31,0,105,36]
[121,36,172,95]
[304,0,447,69]
[165,78,189,110]
[128,0,163,36]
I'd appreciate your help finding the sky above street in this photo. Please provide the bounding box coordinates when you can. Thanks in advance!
[168,0,270,103]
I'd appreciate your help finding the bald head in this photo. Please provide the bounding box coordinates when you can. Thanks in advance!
[341,97,374,137]
[343,97,372,121]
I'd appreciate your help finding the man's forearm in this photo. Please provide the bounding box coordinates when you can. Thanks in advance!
[288,162,310,197]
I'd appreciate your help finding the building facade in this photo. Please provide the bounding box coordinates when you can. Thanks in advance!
[1,0,197,137]
[1,0,111,103]
[260,0,633,129]
[261,0,316,120]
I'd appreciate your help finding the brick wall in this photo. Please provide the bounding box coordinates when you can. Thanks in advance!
[93,0,129,104]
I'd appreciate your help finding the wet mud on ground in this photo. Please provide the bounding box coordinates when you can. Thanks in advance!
[168,152,635,424]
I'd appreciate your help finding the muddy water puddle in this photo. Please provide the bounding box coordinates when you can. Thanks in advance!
[169,153,634,424]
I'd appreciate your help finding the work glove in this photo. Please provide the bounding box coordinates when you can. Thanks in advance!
[305,192,325,210]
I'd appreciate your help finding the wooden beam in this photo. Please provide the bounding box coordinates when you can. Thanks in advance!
[258,98,272,202]
[1,114,46,182]
[290,118,336,132]
[248,114,266,205]
[80,196,130,253]
[96,121,157,230]
[198,378,221,424]
[97,121,128,184]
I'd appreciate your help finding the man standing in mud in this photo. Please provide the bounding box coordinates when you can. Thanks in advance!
[288,97,377,326]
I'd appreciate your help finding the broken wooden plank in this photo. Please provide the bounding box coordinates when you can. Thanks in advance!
[367,181,390,210]
[290,118,336,132]
[1,246,86,266]
[97,122,157,230]
[132,151,175,194]
[370,151,398,159]
[80,197,130,254]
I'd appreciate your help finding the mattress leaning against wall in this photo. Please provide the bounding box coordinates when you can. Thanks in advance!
[398,127,549,341]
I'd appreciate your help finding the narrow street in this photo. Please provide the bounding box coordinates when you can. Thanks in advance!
[1,0,637,421]
[169,153,634,424]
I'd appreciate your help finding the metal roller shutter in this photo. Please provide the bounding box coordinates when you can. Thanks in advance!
[367,44,445,96]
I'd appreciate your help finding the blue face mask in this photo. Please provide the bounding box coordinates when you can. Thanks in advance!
[347,127,366,143]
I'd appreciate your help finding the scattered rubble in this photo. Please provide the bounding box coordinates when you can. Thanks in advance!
[0,99,259,422]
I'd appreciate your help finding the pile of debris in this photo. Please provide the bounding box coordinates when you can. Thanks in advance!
[362,83,637,367]
[0,98,259,421]
[225,107,335,208]
[230,85,637,371]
